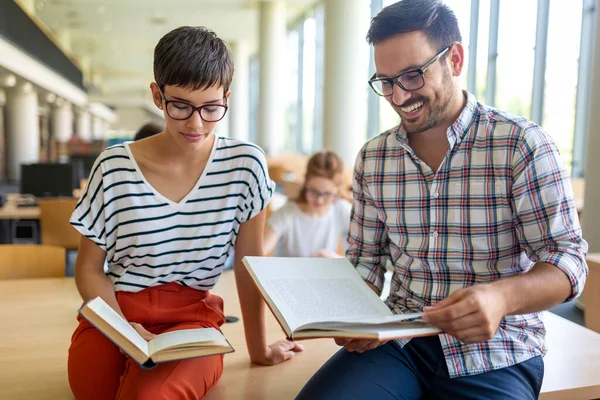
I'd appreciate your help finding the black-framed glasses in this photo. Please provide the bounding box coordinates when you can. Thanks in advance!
[159,90,228,122]
[368,46,451,96]
[305,188,337,201]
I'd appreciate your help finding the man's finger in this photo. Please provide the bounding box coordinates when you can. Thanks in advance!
[429,311,481,332]
[423,289,467,311]
[424,299,475,324]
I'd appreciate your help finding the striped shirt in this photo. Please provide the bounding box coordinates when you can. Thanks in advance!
[70,136,274,292]
[348,91,588,378]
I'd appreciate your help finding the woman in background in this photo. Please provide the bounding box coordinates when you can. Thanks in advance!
[264,151,351,258]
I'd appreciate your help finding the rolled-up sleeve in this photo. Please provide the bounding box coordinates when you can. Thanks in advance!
[346,146,390,295]
[511,125,588,301]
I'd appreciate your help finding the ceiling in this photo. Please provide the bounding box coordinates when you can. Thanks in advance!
[31,0,316,98]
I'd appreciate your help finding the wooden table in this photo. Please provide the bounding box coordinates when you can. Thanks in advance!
[583,254,600,334]
[0,194,40,220]
[1,274,600,400]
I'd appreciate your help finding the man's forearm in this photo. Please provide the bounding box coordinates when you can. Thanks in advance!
[491,262,573,315]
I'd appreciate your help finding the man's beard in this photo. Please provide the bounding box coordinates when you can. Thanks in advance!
[395,71,454,134]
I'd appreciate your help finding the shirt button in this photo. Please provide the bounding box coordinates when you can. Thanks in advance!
[431,265,438,272]
[432,192,439,198]
[432,231,439,238]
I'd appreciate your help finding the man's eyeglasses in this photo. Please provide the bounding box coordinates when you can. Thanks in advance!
[368,46,451,96]
[305,188,337,201]
[159,90,228,122]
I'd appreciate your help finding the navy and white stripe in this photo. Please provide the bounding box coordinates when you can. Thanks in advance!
[70,137,274,292]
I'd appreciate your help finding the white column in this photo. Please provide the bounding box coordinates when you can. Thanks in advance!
[230,41,250,142]
[5,82,39,181]
[92,116,106,140]
[258,0,286,154]
[51,99,73,143]
[76,108,92,143]
[323,0,369,168]
[582,3,600,251]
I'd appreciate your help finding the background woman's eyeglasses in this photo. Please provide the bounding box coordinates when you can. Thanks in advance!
[305,188,337,201]
[159,90,228,122]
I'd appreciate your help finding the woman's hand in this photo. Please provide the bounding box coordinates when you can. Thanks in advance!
[312,249,343,258]
[130,322,157,341]
[251,339,304,365]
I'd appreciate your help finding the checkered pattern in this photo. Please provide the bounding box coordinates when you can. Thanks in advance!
[348,92,588,378]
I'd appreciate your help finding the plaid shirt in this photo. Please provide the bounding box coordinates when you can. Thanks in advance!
[348,91,588,378]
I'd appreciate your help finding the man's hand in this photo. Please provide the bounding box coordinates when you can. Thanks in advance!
[334,338,390,353]
[423,284,508,344]
[251,339,304,365]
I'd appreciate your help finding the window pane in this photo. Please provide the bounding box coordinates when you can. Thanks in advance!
[443,0,471,89]
[284,29,300,151]
[495,0,537,118]
[248,56,259,144]
[543,0,583,172]
[302,17,316,153]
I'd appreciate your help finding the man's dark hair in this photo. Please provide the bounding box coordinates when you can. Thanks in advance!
[367,0,462,51]
[154,26,234,93]
[134,122,164,141]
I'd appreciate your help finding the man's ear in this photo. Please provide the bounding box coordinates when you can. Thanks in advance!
[150,82,163,109]
[448,43,465,77]
[225,90,232,100]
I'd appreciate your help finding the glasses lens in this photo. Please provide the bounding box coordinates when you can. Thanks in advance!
[398,71,424,91]
[166,102,193,120]
[200,105,227,122]
[370,79,393,96]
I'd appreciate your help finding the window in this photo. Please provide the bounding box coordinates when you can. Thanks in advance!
[543,0,583,171]
[495,0,537,118]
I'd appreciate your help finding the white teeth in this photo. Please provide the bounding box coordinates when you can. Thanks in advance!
[400,101,424,113]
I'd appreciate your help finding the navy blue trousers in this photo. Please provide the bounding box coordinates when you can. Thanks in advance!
[296,336,544,400]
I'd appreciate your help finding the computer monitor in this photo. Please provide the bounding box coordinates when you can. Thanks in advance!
[69,154,100,179]
[20,163,75,198]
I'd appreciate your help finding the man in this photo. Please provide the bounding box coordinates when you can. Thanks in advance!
[296,1,588,399]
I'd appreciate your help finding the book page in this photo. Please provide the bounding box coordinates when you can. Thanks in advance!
[293,321,441,340]
[149,328,229,356]
[80,297,149,362]
[298,312,427,330]
[243,257,392,332]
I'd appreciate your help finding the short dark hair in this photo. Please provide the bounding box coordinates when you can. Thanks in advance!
[134,122,164,141]
[154,26,234,93]
[367,0,462,51]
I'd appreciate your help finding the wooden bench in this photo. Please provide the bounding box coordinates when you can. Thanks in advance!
[1,273,599,399]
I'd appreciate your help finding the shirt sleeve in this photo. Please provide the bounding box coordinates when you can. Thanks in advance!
[338,199,352,252]
[70,157,107,250]
[346,146,391,295]
[267,202,291,240]
[241,147,276,222]
[511,125,588,301]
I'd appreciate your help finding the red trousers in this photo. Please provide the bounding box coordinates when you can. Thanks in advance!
[68,282,226,399]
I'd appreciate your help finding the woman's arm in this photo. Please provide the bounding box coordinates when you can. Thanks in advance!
[74,236,155,340]
[262,224,278,256]
[234,209,303,365]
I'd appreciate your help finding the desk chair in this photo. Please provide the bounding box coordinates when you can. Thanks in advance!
[38,198,80,250]
[0,244,65,279]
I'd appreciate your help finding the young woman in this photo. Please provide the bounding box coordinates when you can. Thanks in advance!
[68,26,302,400]
[263,151,352,258]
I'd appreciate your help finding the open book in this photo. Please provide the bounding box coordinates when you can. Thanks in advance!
[79,297,234,369]
[242,256,442,340]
